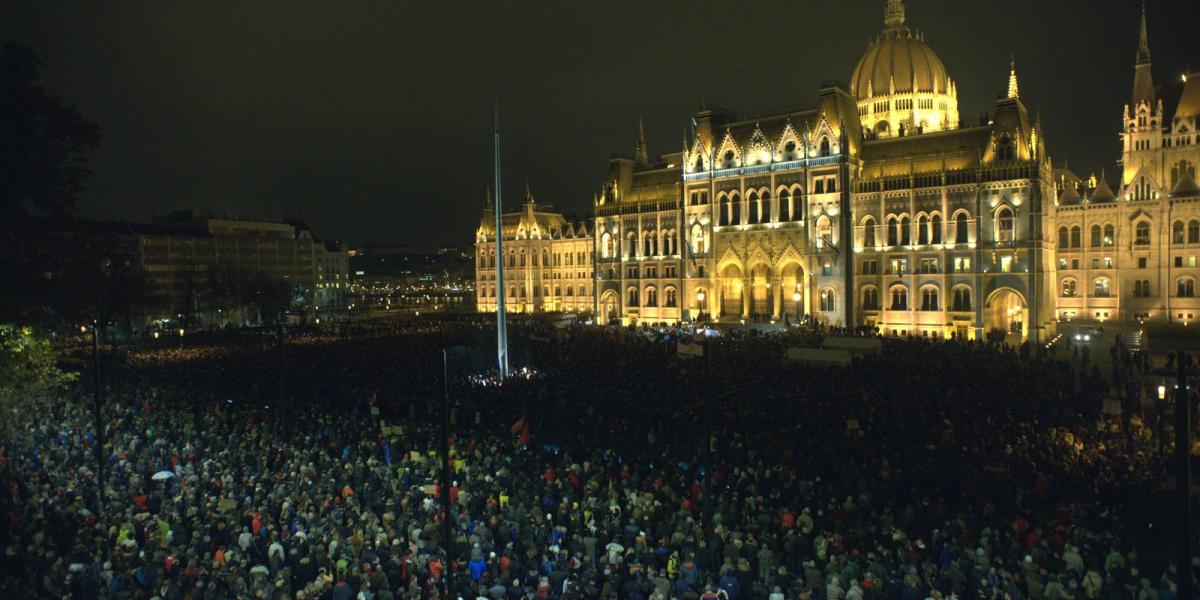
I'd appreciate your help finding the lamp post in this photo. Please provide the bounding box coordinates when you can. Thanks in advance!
[1172,352,1194,599]
[696,290,706,322]
[177,327,185,350]
[86,322,104,517]
[1158,383,1168,456]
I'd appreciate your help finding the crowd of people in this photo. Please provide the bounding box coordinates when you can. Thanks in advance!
[0,319,1195,599]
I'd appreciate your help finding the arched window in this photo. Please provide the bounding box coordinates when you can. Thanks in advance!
[747,190,759,224]
[1058,226,1070,248]
[1103,224,1115,246]
[665,287,677,307]
[931,214,942,244]
[995,207,1014,243]
[778,190,791,222]
[920,287,940,311]
[519,250,526,267]
[722,149,736,168]
[890,286,908,310]
[1179,278,1197,298]
[1090,225,1102,247]
[730,192,741,225]
[761,191,772,223]
[554,286,561,297]
[627,233,637,257]
[863,217,877,247]
[899,216,911,245]
[1093,278,1111,298]
[816,215,833,249]
[1061,279,1077,298]
[718,194,729,226]
[1190,220,1200,244]
[862,287,880,310]
[644,232,655,256]
[997,135,1014,161]
[691,224,706,255]
[819,288,836,312]
[627,287,639,306]
[955,213,970,244]
[917,215,930,245]
[819,137,831,157]
[645,287,658,307]
[1070,226,1082,248]
[951,287,972,311]
[783,140,797,160]
[1135,221,1151,245]
[601,232,613,258]
[489,252,495,268]
[1175,221,1187,245]
[694,155,704,172]
[887,216,899,246]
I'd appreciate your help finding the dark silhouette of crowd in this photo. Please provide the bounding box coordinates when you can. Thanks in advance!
[0,320,1194,599]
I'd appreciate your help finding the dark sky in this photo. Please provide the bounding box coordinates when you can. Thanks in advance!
[2,1,1197,247]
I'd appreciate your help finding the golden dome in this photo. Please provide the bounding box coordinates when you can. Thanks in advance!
[851,35,949,97]
[850,1,958,136]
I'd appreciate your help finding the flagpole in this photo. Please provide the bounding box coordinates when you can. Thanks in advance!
[494,98,509,379]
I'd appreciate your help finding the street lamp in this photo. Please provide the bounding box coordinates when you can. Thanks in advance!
[696,290,706,321]
[793,291,802,325]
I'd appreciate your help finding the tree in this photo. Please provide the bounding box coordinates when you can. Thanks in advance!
[0,42,101,328]
[246,272,293,325]
[0,325,76,431]
[0,42,101,219]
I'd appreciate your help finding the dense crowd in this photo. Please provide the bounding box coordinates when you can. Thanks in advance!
[0,320,1195,599]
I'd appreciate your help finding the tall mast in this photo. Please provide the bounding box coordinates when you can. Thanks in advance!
[494,99,509,379]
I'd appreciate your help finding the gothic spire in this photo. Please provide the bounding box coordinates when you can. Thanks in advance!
[1137,0,1151,66]
[635,114,649,165]
[1131,1,1155,105]
[1007,56,1020,99]
[484,186,493,211]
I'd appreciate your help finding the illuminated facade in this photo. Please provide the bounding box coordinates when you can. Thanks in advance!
[1050,7,1200,326]
[475,188,594,314]
[471,0,1199,339]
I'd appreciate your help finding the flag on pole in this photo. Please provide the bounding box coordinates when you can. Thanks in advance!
[511,416,531,446]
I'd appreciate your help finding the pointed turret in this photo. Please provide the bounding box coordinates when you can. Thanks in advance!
[1131,2,1155,105]
[634,115,649,165]
[1007,56,1020,99]
[524,182,534,205]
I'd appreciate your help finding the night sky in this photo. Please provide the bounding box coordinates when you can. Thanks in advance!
[2,0,1197,248]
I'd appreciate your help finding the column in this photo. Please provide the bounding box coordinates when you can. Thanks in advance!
[772,277,783,319]
[741,277,751,319]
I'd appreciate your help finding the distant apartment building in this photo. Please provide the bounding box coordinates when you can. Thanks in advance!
[76,210,348,321]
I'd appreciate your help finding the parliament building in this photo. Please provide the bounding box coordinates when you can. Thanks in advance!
[476,0,1200,342]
